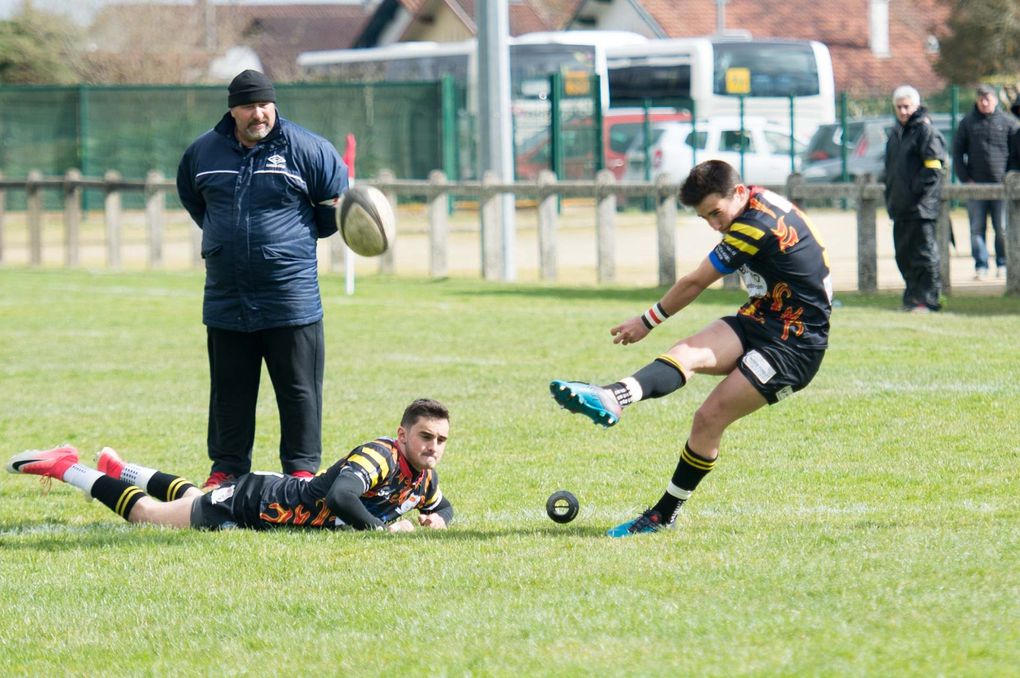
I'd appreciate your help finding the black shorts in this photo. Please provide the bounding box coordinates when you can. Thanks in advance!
[721,315,826,405]
[190,482,242,530]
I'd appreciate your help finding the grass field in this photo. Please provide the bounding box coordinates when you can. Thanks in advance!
[1,268,1018,676]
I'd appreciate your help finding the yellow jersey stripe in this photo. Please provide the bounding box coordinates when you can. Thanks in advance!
[359,447,391,481]
[349,454,382,486]
[722,234,760,256]
[729,222,766,240]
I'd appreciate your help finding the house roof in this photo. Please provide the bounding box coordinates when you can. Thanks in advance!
[572,0,950,97]
[228,4,375,80]
[636,0,946,96]
[89,2,375,82]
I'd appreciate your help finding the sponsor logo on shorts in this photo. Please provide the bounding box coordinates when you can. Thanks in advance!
[743,349,777,383]
[210,485,235,505]
[774,385,794,401]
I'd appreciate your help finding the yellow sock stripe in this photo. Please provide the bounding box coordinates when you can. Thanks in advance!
[167,477,190,501]
[682,446,716,472]
[115,486,145,518]
[656,354,690,380]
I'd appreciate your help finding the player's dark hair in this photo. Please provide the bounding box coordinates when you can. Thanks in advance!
[679,160,742,207]
[401,398,449,428]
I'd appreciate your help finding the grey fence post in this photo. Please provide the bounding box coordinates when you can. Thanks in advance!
[480,171,501,280]
[595,169,616,284]
[856,174,878,294]
[145,170,164,268]
[428,170,449,278]
[937,187,952,296]
[377,169,396,275]
[27,170,43,266]
[655,173,677,286]
[104,170,122,269]
[1006,171,1020,296]
[537,169,558,281]
[0,171,5,264]
[63,169,82,267]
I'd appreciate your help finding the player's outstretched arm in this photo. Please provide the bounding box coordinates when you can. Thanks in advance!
[611,257,722,346]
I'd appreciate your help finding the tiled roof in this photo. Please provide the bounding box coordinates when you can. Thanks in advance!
[629,0,950,96]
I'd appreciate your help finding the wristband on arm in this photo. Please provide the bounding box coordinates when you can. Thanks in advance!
[640,302,670,330]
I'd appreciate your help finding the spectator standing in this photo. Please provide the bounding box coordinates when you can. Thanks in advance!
[177,70,349,489]
[953,84,1020,280]
[884,85,947,312]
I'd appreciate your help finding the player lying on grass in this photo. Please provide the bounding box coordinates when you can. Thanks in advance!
[550,160,832,537]
[7,399,452,533]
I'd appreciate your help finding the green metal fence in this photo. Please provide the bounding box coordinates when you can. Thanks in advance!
[0,81,465,209]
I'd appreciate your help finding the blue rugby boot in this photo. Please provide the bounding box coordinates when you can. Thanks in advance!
[606,508,673,538]
[549,379,622,428]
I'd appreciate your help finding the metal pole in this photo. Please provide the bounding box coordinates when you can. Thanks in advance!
[476,0,516,281]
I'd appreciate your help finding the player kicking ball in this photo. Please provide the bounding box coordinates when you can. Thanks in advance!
[7,399,453,533]
[550,160,832,537]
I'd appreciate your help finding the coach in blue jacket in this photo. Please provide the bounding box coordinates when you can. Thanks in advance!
[177,70,349,490]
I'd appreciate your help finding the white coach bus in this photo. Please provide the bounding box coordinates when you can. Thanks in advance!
[604,36,836,139]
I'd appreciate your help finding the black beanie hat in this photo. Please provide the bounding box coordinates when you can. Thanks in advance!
[228,70,276,108]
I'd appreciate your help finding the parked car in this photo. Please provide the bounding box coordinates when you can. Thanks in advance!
[801,114,955,183]
[622,116,806,185]
[514,108,690,181]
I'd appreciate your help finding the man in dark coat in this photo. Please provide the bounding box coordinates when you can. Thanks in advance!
[884,85,947,312]
[953,84,1020,280]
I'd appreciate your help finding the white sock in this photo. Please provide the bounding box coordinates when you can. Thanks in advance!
[121,463,157,491]
[620,376,643,403]
[61,464,104,494]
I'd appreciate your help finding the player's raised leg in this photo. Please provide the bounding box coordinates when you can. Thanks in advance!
[550,319,741,428]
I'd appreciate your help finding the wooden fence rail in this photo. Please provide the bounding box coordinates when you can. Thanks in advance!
[1,168,1018,297]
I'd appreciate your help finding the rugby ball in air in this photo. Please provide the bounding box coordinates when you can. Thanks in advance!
[338,185,395,257]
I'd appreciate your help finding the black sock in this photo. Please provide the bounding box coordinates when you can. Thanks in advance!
[145,472,196,502]
[604,355,687,407]
[90,476,147,522]
[651,442,716,523]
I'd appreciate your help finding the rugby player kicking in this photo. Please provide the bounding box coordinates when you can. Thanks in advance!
[551,160,833,537]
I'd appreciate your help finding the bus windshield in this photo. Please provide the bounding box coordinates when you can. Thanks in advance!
[712,42,820,97]
[510,43,598,99]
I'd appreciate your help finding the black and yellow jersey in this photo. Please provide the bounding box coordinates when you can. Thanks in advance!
[708,188,833,349]
[227,437,444,530]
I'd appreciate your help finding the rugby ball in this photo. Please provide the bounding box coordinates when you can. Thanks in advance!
[338,185,395,257]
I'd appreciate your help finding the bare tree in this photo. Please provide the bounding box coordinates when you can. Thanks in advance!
[935,0,1020,85]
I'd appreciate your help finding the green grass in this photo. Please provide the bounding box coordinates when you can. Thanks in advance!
[1,268,1018,676]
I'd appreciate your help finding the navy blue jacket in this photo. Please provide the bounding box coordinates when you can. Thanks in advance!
[177,112,348,331]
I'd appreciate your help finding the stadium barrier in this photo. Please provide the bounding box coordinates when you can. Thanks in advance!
[1,169,1018,297]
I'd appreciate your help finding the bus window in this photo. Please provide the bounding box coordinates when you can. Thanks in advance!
[712,42,820,97]
[607,63,692,108]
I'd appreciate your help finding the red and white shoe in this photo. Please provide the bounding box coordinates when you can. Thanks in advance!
[95,446,125,480]
[6,445,80,479]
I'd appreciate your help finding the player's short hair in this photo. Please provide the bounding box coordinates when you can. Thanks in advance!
[679,160,742,207]
[401,398,450,429]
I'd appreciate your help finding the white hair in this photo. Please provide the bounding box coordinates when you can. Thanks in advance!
[892,85,921,105]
